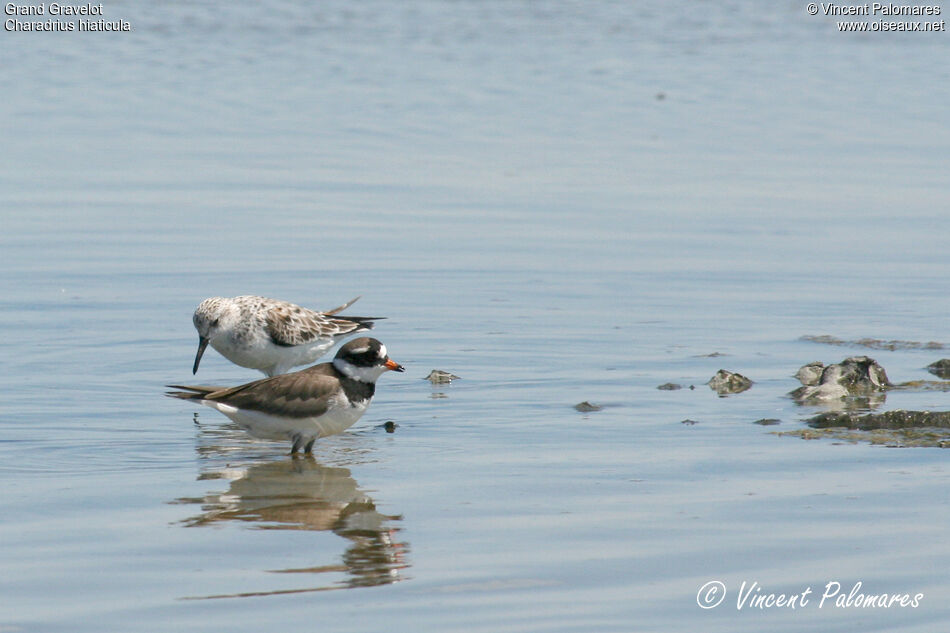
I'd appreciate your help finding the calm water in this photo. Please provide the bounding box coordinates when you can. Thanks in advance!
[2,1,949,631]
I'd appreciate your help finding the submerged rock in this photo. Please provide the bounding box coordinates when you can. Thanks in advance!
[892,380,950,392]
[707,369,752,395]
[801,335,944,351]
[775,427,950,448]
[754,418,781,426]
[926,359,950,379]
[657,382,683,391]
[776,409,950,448]
[425,370,460,384]
[790,356,890,404]
[574,401,603,412]
[808,409,950,431]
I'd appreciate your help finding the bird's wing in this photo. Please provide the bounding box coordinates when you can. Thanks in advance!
[196,365,340,418]
[265,304,372,346]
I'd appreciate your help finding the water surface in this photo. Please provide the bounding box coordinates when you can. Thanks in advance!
[2,2,949,631]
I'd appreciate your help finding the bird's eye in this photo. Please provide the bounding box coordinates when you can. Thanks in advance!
[211,319,219,327]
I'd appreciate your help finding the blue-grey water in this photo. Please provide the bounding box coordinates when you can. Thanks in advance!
[2,2,949,631]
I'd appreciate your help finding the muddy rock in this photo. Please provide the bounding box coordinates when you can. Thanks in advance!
[574,401,603,412]
[795,362,825,386]
[425,370,460,384]
[926,359,950,379]
[707,369,752,395]
[790,356,890,403]
[808,409,950,431]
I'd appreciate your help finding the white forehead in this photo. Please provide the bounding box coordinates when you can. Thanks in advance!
[346,342,385,357]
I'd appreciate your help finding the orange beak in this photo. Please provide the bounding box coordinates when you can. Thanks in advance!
[384,358,405,372]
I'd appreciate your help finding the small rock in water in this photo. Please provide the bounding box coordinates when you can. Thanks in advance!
[425,370,460,384]
[790,356,891,404]
[795,362,825,386]
[681,419,700,425]
[754,418,781,426]
[707,369,753,395]
[574,401,603,412]
[383,421,397,433]
[926,359,950,379]
[657,383,683,391]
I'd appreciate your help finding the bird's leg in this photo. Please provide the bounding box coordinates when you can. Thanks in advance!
[291,433,304,455]
[304,438,316,454]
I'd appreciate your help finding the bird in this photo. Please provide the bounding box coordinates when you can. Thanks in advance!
[167,337,404,454]
[191,295,383,376]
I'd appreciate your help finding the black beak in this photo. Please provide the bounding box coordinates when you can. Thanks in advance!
[193,336,210,374]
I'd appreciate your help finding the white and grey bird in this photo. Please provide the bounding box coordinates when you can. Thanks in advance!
[191,295,383,376]
[168,337,404,454]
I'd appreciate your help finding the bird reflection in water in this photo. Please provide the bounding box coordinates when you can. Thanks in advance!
[175,454,409,594]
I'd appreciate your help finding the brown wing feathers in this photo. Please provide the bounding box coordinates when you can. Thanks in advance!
[265,306,382,347]
[166,365,339,418]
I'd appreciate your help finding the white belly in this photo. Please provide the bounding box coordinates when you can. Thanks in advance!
[211,335,335,375]
[205,395,369,443]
